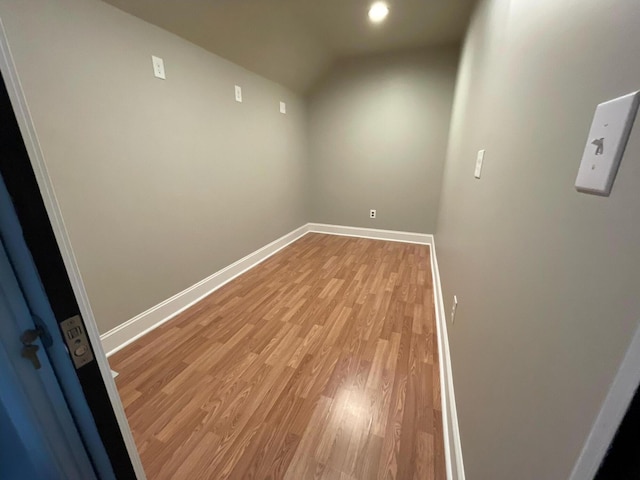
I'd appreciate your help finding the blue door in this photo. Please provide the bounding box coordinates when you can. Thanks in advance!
[0,232,98,479]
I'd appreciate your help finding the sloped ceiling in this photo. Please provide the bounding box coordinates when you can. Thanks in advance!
[102,0,476,92]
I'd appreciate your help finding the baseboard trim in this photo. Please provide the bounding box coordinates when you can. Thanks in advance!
[102,223,431,357]
[308,223,431,245]
[430,237,466,480]
[101,224,310,356]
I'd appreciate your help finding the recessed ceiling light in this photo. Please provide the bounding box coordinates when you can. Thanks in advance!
[368,2,389,23]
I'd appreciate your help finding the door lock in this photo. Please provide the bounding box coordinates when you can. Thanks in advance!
[21,326,45,345]
[20,327,45,370]
[21,344,42,369]
[60,315,94,369]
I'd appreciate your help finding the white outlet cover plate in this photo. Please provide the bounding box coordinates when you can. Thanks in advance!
[235,85,243,103]
[280,101,286,114]
[474,149,485,179]
[151,55,165,80]
[576,91,640,196]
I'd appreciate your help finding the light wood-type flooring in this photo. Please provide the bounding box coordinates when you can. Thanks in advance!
[110,233,445,479]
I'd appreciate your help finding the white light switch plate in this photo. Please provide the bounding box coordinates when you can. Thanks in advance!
[474,149,485,179]
[280,101,286,114]
[576,91,640,196]
[451,295,458,324]
[235,85,243,103]
[151,55,165,79]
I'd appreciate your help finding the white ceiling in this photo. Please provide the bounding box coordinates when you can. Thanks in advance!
[102,0,476,92]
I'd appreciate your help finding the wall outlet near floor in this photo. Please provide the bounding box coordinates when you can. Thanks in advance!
[235,85,243,103]
[369,209,376,219]
[451,295,458,324]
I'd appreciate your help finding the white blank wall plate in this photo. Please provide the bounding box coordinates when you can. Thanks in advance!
[280,101,286,114]
[576,91,640,196]
[235,85,243,103]
[474,149,485,179]
[451,295,458,324]
[151,55,165,80]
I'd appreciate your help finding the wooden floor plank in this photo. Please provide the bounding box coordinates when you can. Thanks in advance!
[110,233,445,479]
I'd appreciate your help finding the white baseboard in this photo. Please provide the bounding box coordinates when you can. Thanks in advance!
[102,222,430,356]
[308,223,432,245]
[101,224,310,356]
[429,237,466,480]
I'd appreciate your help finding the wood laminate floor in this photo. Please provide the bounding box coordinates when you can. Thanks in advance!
[110,233,445,479]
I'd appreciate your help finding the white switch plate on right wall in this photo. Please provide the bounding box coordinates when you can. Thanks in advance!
[575,91,640,196]
[474,149,485,179]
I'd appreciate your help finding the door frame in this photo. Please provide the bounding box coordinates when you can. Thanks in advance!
[0,18,145,479]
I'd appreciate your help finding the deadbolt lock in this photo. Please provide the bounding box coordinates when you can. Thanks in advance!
[60,315,94,369]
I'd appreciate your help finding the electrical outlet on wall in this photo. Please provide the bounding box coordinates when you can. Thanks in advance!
[451,295,458,324]
[151,55,165,79]
[370,209,376,219]
[235,85,243,103]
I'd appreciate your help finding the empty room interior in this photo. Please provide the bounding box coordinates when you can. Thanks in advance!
[1,0,640,479]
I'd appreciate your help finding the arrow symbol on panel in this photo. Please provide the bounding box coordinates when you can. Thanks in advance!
[592,137,605,155]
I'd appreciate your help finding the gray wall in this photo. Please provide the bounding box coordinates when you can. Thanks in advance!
[308,48,458,233]
[0,0,308,334]
[436,0,640,478]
